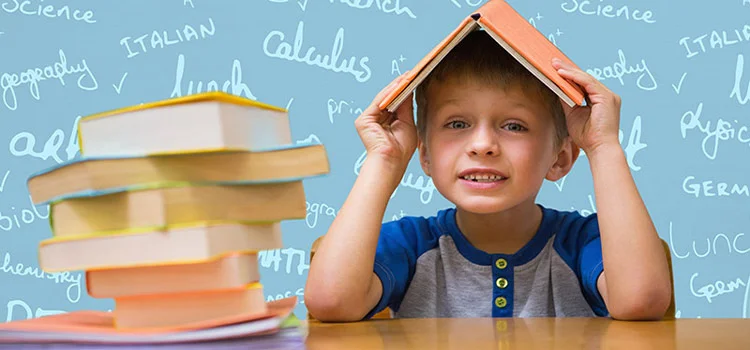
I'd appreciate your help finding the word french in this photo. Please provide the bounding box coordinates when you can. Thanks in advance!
[586,49,657,91]
[1,49,98,111]
[560,0,655,24]
[263,21,372,83]
[120,18,215,59]
[330,0,416,19]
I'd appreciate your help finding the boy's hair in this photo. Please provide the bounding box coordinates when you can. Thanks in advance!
[415,30,568,148]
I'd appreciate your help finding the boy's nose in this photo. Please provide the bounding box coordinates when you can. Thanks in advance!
[468,128,500,156]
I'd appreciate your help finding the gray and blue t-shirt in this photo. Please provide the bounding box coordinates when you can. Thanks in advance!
[364,205,609,319]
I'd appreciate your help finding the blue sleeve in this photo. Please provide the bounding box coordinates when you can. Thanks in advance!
[555,212,608,317]
[362,216,431,320]
[578,216,607,317]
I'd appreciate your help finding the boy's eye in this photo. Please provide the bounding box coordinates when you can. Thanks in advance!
[504,123,527,132]
[447,120,469,129]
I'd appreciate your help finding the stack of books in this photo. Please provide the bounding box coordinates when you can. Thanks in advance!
[0,91,329,345]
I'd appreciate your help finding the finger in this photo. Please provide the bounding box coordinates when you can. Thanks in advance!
[555,66,606,99]
[363,72,409,115]
[394,92,415,127]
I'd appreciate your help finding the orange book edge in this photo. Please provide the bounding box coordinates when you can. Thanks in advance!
[378,0,585,112]
[0,296,296,335]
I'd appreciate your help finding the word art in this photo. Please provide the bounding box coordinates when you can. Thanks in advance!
[9,116,80,164]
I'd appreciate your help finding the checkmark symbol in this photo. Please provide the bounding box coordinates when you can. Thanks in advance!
[554,174,567,192]
[672,72,687,94]
[0,170,9,193]
[298,0,308,10]
[113,73,128,94]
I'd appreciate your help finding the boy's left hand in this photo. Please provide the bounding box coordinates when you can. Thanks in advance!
[551,58,621,156]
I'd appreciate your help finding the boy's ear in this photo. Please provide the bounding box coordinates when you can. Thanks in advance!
[418,137,431,177]
[545,137,580,181]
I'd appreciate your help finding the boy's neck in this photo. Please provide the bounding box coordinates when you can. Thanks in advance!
[455,201,543,255]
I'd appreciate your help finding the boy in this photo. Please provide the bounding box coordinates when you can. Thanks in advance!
[305,31,672,321]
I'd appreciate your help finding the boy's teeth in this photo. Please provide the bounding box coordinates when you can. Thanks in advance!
[462,174,504,182]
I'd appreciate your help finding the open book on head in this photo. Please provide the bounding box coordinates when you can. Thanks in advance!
[379,0,586,112]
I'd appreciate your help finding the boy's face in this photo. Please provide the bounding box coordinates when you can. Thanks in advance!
[418,78,574,214]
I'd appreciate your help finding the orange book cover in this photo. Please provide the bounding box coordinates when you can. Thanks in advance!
[379,0,585,112]
[0,297,297,344]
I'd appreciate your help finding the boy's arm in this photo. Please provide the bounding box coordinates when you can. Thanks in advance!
[304,157,397,322]
[588,145,672,320]
[305,74,417,322]
[552,58,672,320]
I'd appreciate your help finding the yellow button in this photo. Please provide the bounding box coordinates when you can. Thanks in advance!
[495,258,507,269]
[495,296,507,308]
[496,278,508,288]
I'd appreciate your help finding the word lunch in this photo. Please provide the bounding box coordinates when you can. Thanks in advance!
[171,54,257,100]
[120,18,216,59]
[0,49,98,111]
[668,222,749,260]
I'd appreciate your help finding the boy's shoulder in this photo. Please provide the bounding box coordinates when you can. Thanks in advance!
[379,205,601,259]
[383,205,599,239]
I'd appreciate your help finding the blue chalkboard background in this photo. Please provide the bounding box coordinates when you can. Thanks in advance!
[1,0,749,321]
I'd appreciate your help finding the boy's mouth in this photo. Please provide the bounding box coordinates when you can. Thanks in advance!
[458,169,508,182]
[460,174,506,182]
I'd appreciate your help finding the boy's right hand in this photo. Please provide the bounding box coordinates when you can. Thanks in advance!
[354,73,417,172]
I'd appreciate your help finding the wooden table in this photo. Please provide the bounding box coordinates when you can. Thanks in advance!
[302,318,750,349]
